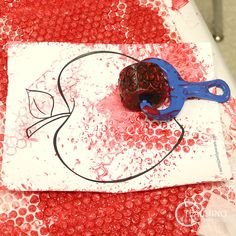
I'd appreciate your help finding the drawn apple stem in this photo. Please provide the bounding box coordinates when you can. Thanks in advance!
[26,112,70,138]
[26,89,71,138]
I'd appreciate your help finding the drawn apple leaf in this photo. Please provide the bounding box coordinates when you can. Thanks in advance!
[26,89,54,119]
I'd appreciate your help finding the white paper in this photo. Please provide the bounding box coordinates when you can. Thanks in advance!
[1,42,232,192]
[197,194,236,236]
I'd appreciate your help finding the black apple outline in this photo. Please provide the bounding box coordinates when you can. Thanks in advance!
[26,50,185,183]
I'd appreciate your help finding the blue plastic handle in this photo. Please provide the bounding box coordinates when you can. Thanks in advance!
[140,58,231,121]
[181,79,230,102]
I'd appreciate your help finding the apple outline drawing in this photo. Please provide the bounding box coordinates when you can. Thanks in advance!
[26,50,184,183]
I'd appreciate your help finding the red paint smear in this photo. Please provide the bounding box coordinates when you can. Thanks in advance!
[0,0,229,236]
[96,87,134,129]
[172,0,189,11]
[223,98,236,157]
[96,86,208,153]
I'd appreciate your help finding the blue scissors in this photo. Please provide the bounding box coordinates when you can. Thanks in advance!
[140,58,231,120]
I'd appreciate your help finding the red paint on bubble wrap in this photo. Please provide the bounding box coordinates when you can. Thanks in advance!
[0,0,230,236]
[172,0,189,11]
